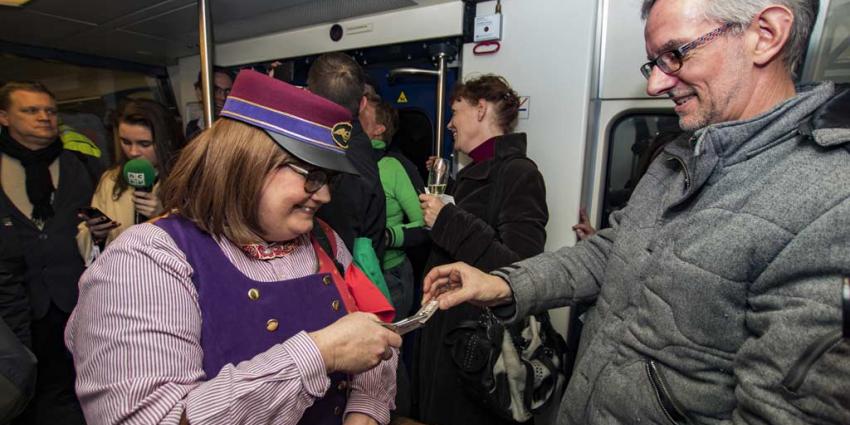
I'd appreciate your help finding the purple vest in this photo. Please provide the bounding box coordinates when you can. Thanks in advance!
[156,216,349,424]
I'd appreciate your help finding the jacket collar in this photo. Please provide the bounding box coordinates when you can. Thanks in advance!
[661,81,838,209]
[460,133,528,181]
[802,83,850,147]
[694,81,835,166]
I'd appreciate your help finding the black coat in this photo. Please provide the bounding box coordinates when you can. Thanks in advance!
[415,133,549,425]
[316,122,387,260]
[0,149,99,320]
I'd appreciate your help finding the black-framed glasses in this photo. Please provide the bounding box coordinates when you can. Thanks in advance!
[640,22,735,79]
[214,86,231,97]
[285,162,336,193]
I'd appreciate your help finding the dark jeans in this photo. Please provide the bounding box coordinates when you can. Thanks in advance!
[383,257,414,319]
[14,303,85,425]
[384,257,415,417]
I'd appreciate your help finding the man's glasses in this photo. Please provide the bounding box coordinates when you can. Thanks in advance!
[640,23,735,79]
[285,162,336,193]
[214,86,232,97]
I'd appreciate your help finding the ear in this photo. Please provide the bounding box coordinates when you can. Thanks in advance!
[477,99,487,122]
[359,95,368,114]
[0,110,8,127]
[375,124,387,138]
[750,5,794,67]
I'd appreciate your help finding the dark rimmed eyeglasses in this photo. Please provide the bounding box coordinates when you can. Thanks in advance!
[285,162,337,194]
[640,22,735,79]
[214,86,232,97]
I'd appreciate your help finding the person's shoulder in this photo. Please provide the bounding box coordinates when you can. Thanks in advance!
[500,155,540,177]
[109,222,184,258]
[378,155,404,171]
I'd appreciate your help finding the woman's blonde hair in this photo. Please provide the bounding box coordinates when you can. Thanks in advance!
[162,118,287,244]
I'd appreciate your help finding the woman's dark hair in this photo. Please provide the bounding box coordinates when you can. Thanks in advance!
[111,98,185,198]
[450,74,520,133]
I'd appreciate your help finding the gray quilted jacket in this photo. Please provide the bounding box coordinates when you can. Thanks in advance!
[499,81,850,424]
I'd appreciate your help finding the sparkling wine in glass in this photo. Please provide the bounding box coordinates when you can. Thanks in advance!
[427,158,449,195]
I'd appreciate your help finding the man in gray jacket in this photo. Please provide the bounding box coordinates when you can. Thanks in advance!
[423,0,850,423]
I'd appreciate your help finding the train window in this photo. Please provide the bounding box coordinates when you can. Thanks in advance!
[806,0,850,83]
[392,108,434,182]
[601,113,679,228]
[0,53,171,166]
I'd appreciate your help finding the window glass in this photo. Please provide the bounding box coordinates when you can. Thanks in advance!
[0,54,172,166]
[602,113,679,228]
[805,0,850,83]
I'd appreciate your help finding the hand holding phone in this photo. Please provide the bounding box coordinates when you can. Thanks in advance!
[77,207,120,241]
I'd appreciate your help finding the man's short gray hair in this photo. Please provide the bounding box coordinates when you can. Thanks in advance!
[641,0,819,74]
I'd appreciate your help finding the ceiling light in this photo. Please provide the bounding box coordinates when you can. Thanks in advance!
[0,0,31,6]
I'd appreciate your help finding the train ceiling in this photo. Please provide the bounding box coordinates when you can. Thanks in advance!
[0,0,454,66]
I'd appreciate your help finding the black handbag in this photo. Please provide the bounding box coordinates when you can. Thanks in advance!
[445,310,567,422]
[444,154,568,422]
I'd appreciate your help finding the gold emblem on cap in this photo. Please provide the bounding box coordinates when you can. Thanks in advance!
[331,122,352,149]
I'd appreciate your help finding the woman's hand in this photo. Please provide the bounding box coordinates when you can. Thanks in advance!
[422,262,514,310]
[424,155,437,171]
[308,312,402,374]
[419,194,446,228]
[79,214,120,242]
[344,413,379,425]
[133,190,163,217]
[572,207,597,241]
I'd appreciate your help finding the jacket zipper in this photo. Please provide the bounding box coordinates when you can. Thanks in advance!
[668,155,691,190]
[783,278,849,392]
[781,329,842,392]
[645,359,690,425]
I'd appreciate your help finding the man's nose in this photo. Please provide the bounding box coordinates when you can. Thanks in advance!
[645,66,677,97]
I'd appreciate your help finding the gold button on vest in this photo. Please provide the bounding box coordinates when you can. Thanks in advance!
[322,275,332,286]
[266,319,279,332]
[333,406,342,415]
[337,380,348,391]
[331,300,340,311]
[248,288,260,300]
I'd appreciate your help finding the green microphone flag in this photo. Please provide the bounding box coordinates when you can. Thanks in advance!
[123,158,156,190]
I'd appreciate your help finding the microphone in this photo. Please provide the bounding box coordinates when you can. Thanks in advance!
[123,158,157,224]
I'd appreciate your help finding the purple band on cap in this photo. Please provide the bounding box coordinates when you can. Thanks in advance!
[221,96,346,155]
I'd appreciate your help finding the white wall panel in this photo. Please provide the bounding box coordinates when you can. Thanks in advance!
[463,0,598,335]
[599,0,654,99]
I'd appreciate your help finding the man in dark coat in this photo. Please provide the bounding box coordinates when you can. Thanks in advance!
[309,53,387,262]
[0,81,98,425]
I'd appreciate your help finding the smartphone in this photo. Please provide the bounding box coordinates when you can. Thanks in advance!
[77,207,110,222]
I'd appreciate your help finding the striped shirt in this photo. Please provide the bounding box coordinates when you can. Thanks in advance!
[65,223,397,424]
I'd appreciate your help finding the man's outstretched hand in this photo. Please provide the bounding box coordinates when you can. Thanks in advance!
[422,262,514,310]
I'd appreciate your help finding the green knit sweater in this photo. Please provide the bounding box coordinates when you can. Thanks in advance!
[372,139,425,270]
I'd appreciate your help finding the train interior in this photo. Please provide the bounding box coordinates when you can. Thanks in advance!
[0,0,848,337]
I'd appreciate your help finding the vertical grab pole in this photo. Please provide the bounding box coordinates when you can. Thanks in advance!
[434,52,448,159]
[198,0,214,129]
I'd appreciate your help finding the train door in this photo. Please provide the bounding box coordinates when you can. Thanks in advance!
[366,62,458,182]
[581,0,677,229]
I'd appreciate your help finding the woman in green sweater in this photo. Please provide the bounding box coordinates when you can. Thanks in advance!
[361,98,426,319]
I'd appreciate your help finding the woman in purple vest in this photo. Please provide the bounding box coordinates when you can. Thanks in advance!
[65,70,401,425]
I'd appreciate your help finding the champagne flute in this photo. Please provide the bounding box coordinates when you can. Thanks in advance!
[427,157,449,195]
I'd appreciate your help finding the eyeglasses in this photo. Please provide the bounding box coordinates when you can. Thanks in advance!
[640,23,735,79]
[285,162,336,193]
[214,86,231,97]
